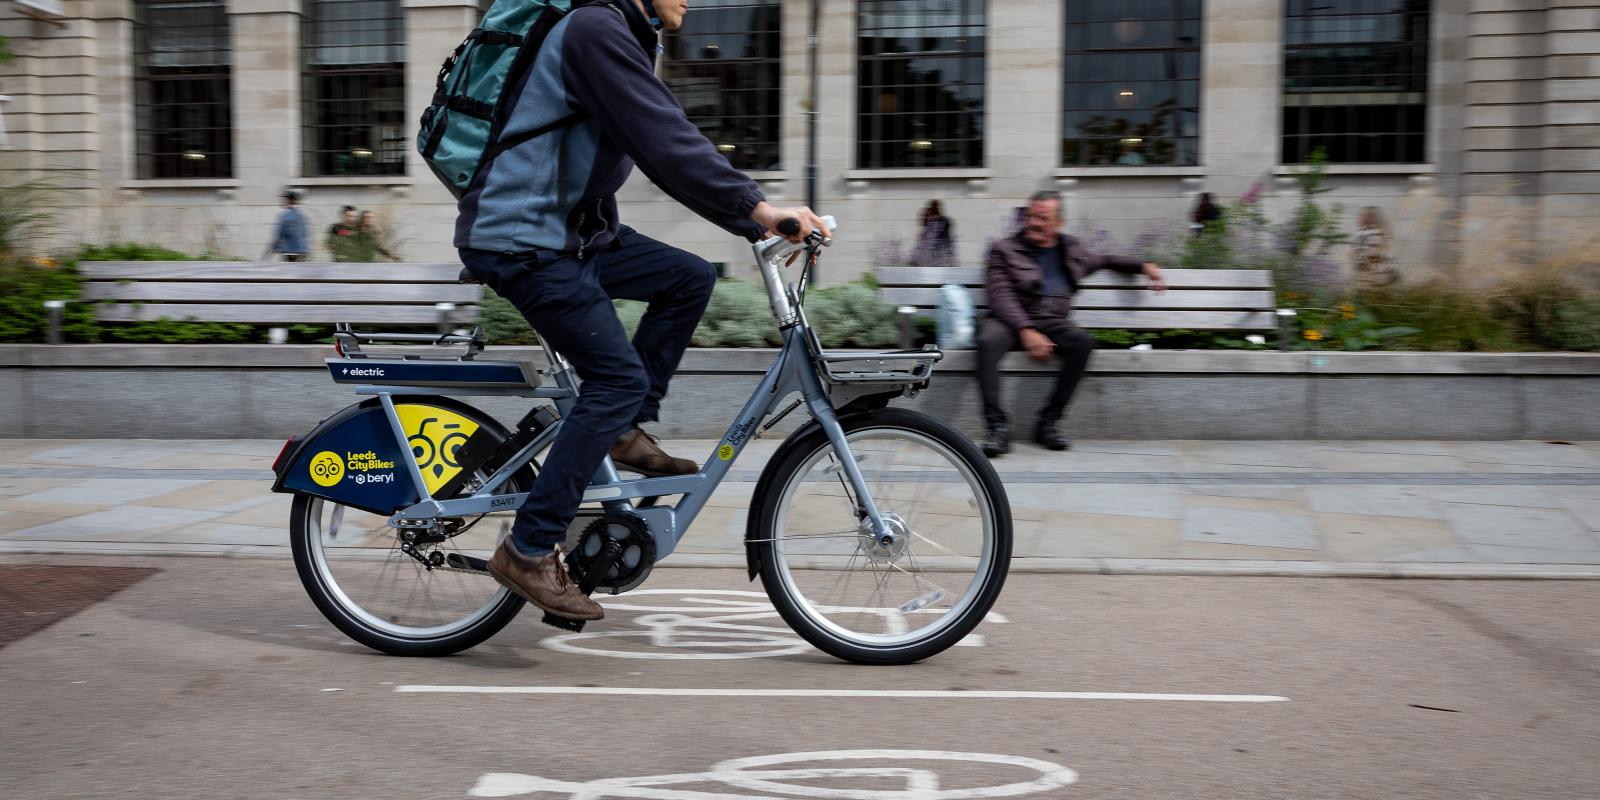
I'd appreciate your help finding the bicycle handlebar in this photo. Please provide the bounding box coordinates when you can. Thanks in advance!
[753,215,837,267]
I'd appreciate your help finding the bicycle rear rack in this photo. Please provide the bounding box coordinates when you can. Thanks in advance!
[814,347,943,386]
[334,323,487,362]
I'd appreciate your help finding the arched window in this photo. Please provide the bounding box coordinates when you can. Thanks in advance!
[1283,0,1430,164]
[302,0,407,176]
[857,0,986,169]
[1062,1,1202,167]
[134,0,233,179]
[662,1,783,172]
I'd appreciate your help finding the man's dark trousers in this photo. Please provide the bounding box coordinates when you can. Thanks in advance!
[458,227,716,551]
[975,316,1095,429]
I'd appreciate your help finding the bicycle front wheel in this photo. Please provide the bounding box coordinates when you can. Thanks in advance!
[750,408,1012,665]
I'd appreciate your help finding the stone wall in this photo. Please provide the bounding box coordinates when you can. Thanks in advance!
[0,1,1595,282]
[3,346,1597,441]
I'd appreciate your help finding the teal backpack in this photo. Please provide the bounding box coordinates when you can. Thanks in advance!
[417,0,591,199]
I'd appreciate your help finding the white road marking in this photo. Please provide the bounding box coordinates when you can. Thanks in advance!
[471,749,1078,799]
[399,685,1288,703]
[543,589,1006,660]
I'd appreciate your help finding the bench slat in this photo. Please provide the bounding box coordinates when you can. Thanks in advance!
[880,287,1275,311]
[876,267,1274,290]
[1071,310,1278,331]
[95,304,481,325]
[76,262,467,283]
[82,282,482,304]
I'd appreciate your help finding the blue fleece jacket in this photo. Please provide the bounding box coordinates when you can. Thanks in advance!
[455,1,766,255]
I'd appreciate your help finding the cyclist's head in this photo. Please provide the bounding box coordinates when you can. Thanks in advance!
[632,0,687,31]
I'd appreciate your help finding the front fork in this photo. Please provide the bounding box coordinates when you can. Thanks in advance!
[795,359,894,546]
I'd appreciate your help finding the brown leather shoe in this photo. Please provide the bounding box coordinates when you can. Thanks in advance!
[611,428,697,477]
[487,541,604,621]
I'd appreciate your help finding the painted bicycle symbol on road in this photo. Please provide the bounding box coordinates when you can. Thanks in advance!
[539,590,1005,660]
[471,749,1078,799]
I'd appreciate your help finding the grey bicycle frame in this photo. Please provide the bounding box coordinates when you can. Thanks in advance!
[358,228,904,560]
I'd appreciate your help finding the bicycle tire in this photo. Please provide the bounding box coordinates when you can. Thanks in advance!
[749,408,1012,665]
[290,396,535,657]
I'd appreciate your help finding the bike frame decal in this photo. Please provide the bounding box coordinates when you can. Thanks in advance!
[393,404,480,495]
[279,405,422,514]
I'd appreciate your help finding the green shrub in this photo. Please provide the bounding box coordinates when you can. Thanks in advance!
[1348,284,1521,352]
[1550,298,1600,351]
[0,260,98,343]
[76,243,201,262]
[99,318,256,344]
[694,278,780,347]
[479,293,539,345]
[804,281,899,348]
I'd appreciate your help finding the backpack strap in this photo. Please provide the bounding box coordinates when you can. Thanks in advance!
[486,110,591,159]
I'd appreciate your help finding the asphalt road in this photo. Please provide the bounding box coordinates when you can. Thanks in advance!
[2,555,1597,800]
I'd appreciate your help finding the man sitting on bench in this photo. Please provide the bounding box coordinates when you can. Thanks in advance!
[978,191,1167,457]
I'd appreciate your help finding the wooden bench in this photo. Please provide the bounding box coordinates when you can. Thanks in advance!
[74,261,483,329]
[875,266,1289,348]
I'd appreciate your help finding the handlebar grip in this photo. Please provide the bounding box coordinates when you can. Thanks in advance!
[776,218,801,237]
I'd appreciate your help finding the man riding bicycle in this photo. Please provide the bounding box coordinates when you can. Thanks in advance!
[456,0,829,621]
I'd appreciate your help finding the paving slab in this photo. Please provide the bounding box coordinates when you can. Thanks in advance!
[6,505,223,541]
[1307,486,1443,519]
[1181,506,1320,551]
[1,439,1599,577]
[11,478,209,507]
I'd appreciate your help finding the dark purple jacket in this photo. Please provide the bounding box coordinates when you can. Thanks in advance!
[985,232,1145,332]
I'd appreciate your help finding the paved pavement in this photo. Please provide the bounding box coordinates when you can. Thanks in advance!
[3,438,1600,577]
[1,555,1597,799]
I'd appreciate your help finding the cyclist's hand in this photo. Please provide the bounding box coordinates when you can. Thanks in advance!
[752,202,831,244]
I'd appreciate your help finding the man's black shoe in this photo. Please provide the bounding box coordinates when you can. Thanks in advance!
[982,426,1010,458]
[1034,422,1071,451]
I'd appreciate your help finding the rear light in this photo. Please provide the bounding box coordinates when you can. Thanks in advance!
[334,338,346,358]
[272,436,299,473]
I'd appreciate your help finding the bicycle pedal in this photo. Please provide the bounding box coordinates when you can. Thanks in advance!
[540,612,587,633]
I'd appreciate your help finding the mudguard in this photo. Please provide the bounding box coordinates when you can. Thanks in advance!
[271,396,505,516]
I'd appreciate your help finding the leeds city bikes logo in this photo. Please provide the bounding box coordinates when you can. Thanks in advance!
[308,451,345,487]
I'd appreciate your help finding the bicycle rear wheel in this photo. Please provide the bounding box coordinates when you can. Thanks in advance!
[750,408,1012,665]
[289,400,539,656]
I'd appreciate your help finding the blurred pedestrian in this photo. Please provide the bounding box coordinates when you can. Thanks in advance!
[327,205,359,261]
[354,210,399,262]
[1352,206,1398,288]
[266,190,308,262]
[1190,192,1222,238]
[977,191,1167,457]
[910,199,956,268]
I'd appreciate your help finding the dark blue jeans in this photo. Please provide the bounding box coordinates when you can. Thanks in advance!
[459,227,716,550]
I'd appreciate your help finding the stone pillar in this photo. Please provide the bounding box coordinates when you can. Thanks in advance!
[92,0,135,195]
[1540,1,1600,251]
[1199,0,1282,202]
[227,0,301,210]
[987,0,1063,194]
[403,0,478,207]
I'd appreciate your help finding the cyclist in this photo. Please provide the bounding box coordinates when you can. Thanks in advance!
[457,0,829,621]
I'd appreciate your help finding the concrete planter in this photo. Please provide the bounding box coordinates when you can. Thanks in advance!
[2,345,1597,440]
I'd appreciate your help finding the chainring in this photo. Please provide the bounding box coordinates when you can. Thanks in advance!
[568,513,656,595]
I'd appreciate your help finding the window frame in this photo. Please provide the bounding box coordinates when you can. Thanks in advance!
[1280,0,1431,165]
[300,0,409,178]
[660,0,784,173]
[1060,0,1204,169]
[132,0,234,181]
[854,0,988,171]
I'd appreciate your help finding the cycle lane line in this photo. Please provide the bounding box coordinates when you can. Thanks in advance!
[392,686,1289,702]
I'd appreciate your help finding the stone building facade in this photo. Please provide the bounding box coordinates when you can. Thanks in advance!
[1,0,1596,281]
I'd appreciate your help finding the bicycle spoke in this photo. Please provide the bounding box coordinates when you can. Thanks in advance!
[766,423,998,649]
